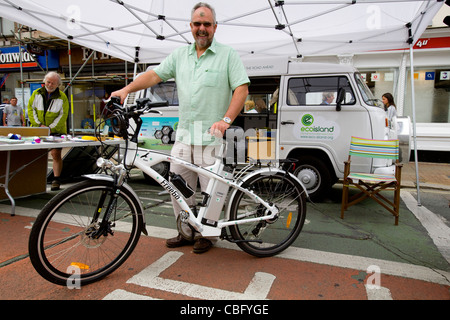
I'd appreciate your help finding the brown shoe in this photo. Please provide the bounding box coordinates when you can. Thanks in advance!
[166,234,194,248]
[51,180,61,191]
[193,238,213,254]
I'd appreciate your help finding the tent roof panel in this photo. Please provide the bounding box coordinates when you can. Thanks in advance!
[0,0,443,63]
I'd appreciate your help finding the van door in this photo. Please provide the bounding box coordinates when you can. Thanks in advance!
[278,74,372,199]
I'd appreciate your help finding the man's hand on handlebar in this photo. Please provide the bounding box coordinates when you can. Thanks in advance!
[110,88,129,104]
[106,96,123,112]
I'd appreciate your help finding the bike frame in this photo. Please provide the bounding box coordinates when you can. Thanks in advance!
[118,140,281,238]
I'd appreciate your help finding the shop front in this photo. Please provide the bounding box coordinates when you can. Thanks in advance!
[0,45,59,108]
[57,46,133,133]
[1,44,134,133]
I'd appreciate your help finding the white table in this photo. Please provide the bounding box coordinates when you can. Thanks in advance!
[0,138,124,216]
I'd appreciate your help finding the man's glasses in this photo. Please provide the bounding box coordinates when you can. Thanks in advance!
[192,21,214,28]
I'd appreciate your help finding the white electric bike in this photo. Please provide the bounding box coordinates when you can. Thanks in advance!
[28,97,307,286]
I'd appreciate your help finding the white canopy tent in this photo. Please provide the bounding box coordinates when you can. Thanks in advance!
[0,0,445,204]
[0,0,443,62]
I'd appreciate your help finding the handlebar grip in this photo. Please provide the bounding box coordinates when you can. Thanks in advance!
[109,96,121,106]
[107,96,123,111]
[136,98,169,109]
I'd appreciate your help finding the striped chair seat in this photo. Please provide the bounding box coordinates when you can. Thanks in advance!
[347,172,397,183]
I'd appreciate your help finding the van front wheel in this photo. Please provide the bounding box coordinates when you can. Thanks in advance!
[293,155,331,201]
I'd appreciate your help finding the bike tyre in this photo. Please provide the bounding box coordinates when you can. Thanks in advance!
[228,171,307,257]
[28,179,144,286]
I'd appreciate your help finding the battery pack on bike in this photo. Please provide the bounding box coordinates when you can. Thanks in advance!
[201,165,233,227]
[169,172,195,198]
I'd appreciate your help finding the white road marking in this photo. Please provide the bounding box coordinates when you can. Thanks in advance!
[3,203,450,288]
[125,251,276,300]
[365,285,393,300]
[401,190,450,264]
[103,289,160,300]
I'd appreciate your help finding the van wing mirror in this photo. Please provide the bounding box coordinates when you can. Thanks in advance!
[336,87,345,112]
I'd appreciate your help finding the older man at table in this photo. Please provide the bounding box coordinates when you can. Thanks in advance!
[28,71,69,191]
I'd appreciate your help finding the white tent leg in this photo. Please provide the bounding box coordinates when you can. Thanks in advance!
[68,41,74,136]
[396,53,407,115]
[409,44,421,206]
[18,26,25,119]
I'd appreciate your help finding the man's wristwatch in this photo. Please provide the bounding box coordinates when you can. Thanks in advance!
[222,117,232,125]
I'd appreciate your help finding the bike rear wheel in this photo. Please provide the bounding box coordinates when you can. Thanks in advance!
[228,172,307,257]
[28,179,144,286]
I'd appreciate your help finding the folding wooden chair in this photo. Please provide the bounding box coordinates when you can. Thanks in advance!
[341,136,403,225]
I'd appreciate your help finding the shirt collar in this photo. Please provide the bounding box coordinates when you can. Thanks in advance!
[189,38,217,57]
[39,86,61,99]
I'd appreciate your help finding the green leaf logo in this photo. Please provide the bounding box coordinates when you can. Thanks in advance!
[301,114,314,126]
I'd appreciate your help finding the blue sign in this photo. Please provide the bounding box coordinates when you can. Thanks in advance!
[425,72,435,80]
[30,82,44,93]
[0,46,59,71]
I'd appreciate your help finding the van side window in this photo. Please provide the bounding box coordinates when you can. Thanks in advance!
[287,76,355,106]
[145,81,179,105]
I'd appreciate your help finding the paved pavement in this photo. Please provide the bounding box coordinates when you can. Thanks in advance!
[0,160,449,301]
[401,161,450,192]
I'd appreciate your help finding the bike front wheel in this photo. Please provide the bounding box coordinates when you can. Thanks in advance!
[228,172,307,257]
[28,179,144,286]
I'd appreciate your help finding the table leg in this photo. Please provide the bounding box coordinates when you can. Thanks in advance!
[3,150,15,216]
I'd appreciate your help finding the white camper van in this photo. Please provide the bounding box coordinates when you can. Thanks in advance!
[126,57,411,200]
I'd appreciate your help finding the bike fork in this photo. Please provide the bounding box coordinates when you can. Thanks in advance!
[90,174,124,239]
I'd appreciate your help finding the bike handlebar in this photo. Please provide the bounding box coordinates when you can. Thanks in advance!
[105,97,169,141]
[107,97,169,117]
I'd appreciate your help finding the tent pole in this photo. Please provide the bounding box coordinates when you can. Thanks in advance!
[133,47,140,80]
[63,49,96,93]
[409,44,421,206]
[68,41,74,136]
[125,61,128,86]
[92,51,96,123]
[396,53,407,115]
[133,63,138,80]
[18,25,25,118]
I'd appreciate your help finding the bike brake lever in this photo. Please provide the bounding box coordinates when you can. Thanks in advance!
[146,110,163,115]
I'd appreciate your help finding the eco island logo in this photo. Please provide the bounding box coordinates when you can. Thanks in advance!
[295,114,338,141]
[300,114,334,133]
[301,114,314,127]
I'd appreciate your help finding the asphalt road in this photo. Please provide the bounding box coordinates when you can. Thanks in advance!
[0,171,449,301]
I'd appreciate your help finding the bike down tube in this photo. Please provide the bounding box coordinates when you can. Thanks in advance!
[136,155,205,234]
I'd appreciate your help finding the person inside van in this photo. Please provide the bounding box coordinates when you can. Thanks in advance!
[321,92,335,105]
[244,100,257,113]
[255,98,267,113]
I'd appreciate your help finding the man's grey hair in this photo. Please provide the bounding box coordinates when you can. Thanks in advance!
[44,71,62,85]
[191,2,217,24]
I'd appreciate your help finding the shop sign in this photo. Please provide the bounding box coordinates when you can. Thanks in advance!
[0,46,59,71]
[59,47,122,66]
[440,71,450,81]
[414,37,450,50]
[371,73,381,81]
[0,47,37,69]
